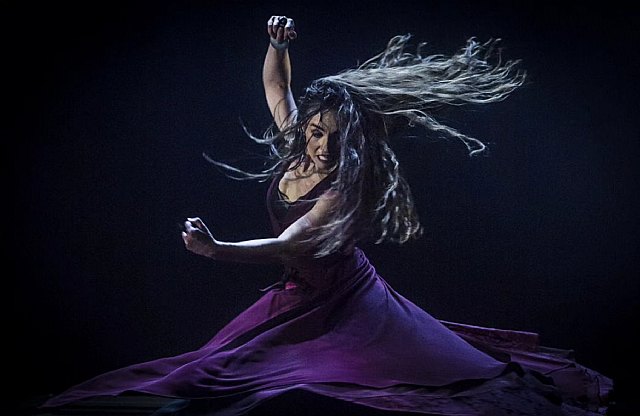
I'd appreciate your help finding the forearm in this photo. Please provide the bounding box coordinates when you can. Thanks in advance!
[211,237,294,264]
[263,44,291,90]
[209,215,316,264]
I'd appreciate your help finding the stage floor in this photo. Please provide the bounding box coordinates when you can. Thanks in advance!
[16,395,175,416]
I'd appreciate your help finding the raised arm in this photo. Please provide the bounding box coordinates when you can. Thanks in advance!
[182,191,337,264]
[263,15,298,131]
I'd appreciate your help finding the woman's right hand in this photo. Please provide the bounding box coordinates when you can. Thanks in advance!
[267,15,297,44]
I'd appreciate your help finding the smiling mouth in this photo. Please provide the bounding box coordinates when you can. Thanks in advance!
[317,154,331,162]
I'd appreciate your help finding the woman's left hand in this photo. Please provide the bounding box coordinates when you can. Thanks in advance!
[182,217,219,259]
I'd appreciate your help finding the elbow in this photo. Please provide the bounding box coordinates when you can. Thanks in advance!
[264,84,291,100]
[279,239,302,262]
[278,237,315,263]
[277,217,317,262]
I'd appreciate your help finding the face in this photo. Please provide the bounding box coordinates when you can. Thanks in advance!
[304,111,339,172]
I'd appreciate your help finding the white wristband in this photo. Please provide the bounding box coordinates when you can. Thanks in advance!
[270,37,290,51]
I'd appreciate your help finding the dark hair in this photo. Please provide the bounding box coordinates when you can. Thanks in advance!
[207,35,525,257]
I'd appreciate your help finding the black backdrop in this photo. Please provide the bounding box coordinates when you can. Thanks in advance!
[8,0,639,411]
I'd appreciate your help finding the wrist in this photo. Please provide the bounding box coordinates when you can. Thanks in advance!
[207,240,223,260]
[269,37,289,51]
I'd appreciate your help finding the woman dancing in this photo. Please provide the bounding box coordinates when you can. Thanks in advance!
[42,14,611,416]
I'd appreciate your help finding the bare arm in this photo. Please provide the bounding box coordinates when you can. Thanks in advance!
[182,192,336,264]
[263,15,298,131]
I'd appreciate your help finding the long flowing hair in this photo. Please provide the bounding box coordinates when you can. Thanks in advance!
[207,35,525,257]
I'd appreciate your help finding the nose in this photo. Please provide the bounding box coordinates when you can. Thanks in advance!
[317,136,328,151]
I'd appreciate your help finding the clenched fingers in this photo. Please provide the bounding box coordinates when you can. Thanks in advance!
[267,15,296,42]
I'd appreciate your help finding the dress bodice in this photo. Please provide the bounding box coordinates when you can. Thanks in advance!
[265,168,352,292]
[266,168,336,236]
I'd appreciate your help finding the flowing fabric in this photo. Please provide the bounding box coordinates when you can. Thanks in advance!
[42,172,612,415]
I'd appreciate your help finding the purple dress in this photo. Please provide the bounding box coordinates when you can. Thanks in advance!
[42,172,612,415]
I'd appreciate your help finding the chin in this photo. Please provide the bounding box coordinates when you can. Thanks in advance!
[314,159,329,167]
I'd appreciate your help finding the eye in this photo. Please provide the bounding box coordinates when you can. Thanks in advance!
[312,130,324,139]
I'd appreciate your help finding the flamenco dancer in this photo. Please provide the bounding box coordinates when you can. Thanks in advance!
[42,15,612,416]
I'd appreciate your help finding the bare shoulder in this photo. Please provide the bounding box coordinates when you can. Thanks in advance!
[318,189,340,204]
[307,189,340,220]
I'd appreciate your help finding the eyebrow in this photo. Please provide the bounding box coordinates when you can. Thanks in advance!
[310,123,326,132]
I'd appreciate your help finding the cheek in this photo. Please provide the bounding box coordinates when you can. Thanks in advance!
[305,138,317,150]
[304,139,315,155]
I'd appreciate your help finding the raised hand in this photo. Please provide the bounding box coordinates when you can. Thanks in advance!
[267,15,297,48]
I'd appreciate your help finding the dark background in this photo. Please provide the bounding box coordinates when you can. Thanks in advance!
[8,0,639,412]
